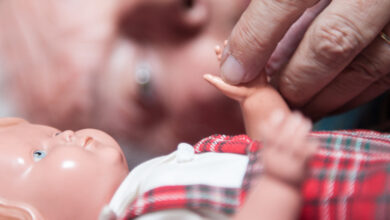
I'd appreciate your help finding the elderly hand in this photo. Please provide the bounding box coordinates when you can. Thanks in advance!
[220,0,390,119]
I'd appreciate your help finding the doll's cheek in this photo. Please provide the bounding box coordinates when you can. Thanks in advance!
[97,147,126,166]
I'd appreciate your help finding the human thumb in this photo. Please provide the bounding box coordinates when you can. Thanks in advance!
[220,0,315,84]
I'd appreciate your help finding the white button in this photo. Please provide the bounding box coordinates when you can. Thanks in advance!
[98,205,116,220]
[176,143,195,163]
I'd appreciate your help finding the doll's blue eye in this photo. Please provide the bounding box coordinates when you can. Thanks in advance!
[33,150,47,161]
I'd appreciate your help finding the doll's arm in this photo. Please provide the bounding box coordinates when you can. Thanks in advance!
[205,50,316,219]
[204,74,309,219]
[208,43,316,220]
[203,73,290,140]
[235,175,302,220]
[234,111,316,220]
[204,75,317,219]
[204,74,314,219]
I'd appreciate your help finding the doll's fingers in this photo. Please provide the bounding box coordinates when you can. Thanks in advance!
[291,113,312,141]
[289,118,313,156]
[272,112,304,150]
[306,138,319,157]
[215,45,221,54]
[260,109,287,147]
[215,45,222,59]
[215,41,228,61]
[287,117,307,147]
[203,74,248,102]
[296,137,319,163]
[266,109,286,128]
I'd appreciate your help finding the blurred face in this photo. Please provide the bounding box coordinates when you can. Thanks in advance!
[0,120,128,220]
[0,0,248,152]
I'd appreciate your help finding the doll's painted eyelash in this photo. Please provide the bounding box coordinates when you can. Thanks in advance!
[33,150,47,162]
[54,132,61,136]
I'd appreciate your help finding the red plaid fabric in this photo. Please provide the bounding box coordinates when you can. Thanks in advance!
[193,134,259,154]
[303,130,390,220]
[122,131,390,220]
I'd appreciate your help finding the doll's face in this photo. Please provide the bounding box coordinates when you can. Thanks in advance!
[0,0,247,152]
[0,120,129,219]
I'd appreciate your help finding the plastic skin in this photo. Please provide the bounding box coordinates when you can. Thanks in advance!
[0,118,129,220]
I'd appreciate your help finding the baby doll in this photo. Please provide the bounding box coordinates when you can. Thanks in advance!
[0,68,318,220]
[1,55,390,219]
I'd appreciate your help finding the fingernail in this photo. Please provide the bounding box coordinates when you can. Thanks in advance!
[221,55,245,85]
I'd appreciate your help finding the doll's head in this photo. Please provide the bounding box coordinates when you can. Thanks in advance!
[0,118,129,219]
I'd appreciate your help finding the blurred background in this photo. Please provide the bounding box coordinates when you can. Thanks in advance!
[0,0,388,167]
[0,64,14,118]
[314,93,389,131]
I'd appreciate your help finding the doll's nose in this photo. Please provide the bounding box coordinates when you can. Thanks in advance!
[61,130,75,142]
[58,131,93,147]
[80,136,94,147]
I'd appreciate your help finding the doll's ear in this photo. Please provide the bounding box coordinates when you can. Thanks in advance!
[0,118,28,127]
[0,203,34,220]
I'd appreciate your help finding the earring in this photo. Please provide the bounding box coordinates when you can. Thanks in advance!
[134,62,154,102]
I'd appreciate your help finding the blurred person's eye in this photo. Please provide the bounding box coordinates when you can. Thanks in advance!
[33,150,47,161]
[118,0,208,44]
[182,0,194,9]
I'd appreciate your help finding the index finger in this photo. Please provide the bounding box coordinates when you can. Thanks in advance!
[274,0,390,108]
[220,0,319,84]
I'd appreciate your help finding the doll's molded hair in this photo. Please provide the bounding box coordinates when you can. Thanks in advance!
[0,118,28,127]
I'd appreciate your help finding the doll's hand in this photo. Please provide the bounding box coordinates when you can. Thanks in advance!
[214,40,228,62]
[260,110,317,187]
[206,41,270,103]
[206,41,292,140]
[203,74,258,103]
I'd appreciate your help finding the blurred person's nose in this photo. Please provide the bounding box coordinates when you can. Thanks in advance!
[117,0,209,44]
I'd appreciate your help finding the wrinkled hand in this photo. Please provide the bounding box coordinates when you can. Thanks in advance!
[220,0,390,119]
